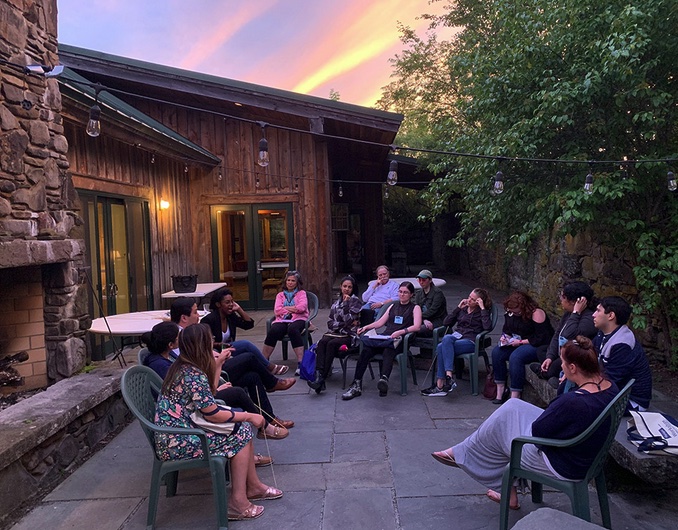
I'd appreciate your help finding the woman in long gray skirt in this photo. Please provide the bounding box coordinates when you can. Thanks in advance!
[431,336,618,509]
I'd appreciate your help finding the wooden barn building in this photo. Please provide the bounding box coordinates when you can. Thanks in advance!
[57,45,404,325]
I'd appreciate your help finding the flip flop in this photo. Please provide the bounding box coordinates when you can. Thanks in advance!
[228,503,264,520]
[271,364,289,375]
[486,489,520,510]
[431,450,459,468]
[248,486,283,501]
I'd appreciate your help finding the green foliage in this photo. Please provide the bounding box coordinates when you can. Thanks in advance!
[380,0,678,366]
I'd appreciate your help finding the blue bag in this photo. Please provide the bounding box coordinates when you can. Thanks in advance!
[299,343,317,381]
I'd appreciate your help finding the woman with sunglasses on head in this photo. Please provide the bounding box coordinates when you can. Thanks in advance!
[155,323,283,521]
[261,270,309,372]
[342,281,422,399]
[308,275,362,394]
[432,336,618,510]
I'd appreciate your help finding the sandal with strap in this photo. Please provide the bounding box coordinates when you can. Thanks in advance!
[257,425,289,440]
[272,364,290,375]
[254,453,273,467]
[486,489,520,510]
[228,503,264,521]
[248,486,283,501]
[431,449,459,468]
[271,417,294,429]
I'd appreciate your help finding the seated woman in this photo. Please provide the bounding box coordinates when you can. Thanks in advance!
[342,281,422,399]
[432,336,619,509]
[261,271,309,372]
[142,322,289,442]
[201,287,289,375]
[308,275,362,394]
[492,291,554,403]
[155,324,284,521]
[421,288,492,397]
[533,281,597,388]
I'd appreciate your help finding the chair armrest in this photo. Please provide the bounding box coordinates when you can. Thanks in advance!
[266,315,274,333]
[432,326,448,347]
[402,331,417,352]
[148,423,212,460]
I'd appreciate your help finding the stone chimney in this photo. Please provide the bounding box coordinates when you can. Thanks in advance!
[1,0,87,389]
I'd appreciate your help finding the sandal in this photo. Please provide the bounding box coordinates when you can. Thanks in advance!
[228,503,264,521]
[486,489,520,510]
[254,453,273,467]
[257,425,289,440]
[248,486,283,501]
[271,364,289,375]
[431,450,459,468]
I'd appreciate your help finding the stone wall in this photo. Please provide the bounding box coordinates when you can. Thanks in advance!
[1,0,87,383]
[0,368,131,527]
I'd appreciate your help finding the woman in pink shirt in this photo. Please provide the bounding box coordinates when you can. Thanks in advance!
[262,271,309,369]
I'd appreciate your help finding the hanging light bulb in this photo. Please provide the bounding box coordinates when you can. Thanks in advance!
[150,153,155,164]
[338,184,343,197]
[387,160,398,186]
[584,166,594,195]
[257,137,269,167]
[86,104,101,137]
[493,170,504,194]
[218,168,223,181]
[668,171,677,192]
[184,164,189,173]
[384,187,389,199]
[255,176,260,189]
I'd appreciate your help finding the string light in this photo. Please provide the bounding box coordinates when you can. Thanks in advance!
[86,85,102,137]
[338,184,343,197]
[257,122,269,167]
[584,163,594,195]
[493,170,504,195]
[184,164,189,173]
[150,153,155,164]
[255,176,260,188]
[387,160,398,185]
[218,167,223,181]
[384,187,389,199]
[669,170,677,192]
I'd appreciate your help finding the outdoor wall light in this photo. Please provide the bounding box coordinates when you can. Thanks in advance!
[668,171,677,192]
[159,199,170,210]
[387,160,398,185]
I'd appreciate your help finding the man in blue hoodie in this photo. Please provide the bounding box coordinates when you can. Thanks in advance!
[593,296,652,411]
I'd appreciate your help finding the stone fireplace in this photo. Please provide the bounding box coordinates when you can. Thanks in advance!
[1,0,87,391]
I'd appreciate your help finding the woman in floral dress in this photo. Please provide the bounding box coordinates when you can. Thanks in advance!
[155,323,283,521]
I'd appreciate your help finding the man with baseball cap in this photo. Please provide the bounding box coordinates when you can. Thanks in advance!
[414,269,447,337]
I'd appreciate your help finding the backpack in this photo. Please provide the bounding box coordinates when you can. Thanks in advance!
[299,343,317,381]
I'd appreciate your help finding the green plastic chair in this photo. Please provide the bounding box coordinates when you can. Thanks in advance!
[266,291,319,360]
[499,379,634,530]
[121,365,230,530]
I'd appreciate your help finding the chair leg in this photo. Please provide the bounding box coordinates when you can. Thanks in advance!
[281,339,289,361]
[339,357,348,388]
[396,352,408,395]
[499,471,513,530]
[367,362,375,380]
[595,473,612,529]
[165,470,179,497]
[469,354,479,396]
[571,483,592,522]
[209,459,229,530]
[530,481,543,503]
[410,353,418,386]
[430,351,438,387]
[148,463,164,529]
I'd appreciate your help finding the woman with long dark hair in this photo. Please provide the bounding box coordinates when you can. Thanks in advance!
[155,324,283,520]
[308,275,362,394]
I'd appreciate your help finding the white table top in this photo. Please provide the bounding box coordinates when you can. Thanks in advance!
[89,309,209,336]
[391,277,446,288]
[161,282,227,299]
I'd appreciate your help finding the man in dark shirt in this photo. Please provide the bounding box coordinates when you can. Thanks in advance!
[592,296,652,410]
[414,269,447,337]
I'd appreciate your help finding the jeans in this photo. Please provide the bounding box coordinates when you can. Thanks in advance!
[491,343,538,392]
[435,335,476,379]
[231,340,269,368]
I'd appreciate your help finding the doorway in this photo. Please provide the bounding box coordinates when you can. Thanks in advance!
[211,203,295,309]
[80,193,152,358]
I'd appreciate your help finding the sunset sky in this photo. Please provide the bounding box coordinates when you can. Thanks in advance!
[57,0,451,108]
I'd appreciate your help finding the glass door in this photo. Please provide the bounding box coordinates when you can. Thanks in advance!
[212,203,294,309]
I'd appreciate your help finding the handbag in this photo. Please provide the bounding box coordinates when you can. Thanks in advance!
[482,367,497,400]
[627,411,678,455]
[299,343,317,381]
[190,405,240,436]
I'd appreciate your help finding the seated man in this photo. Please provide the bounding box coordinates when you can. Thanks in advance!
[414,269,447,338]
[360,265,399,326]
[592,296,652,411]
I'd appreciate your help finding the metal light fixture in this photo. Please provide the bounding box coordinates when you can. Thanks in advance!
[668,170,677,192]
[257,122,270,167]
[493,170,504,194]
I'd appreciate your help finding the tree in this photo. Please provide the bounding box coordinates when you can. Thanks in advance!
[379,0,678,366]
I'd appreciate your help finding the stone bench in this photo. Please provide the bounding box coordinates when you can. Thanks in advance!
[0,366,131,527]
[524,367,678,485]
